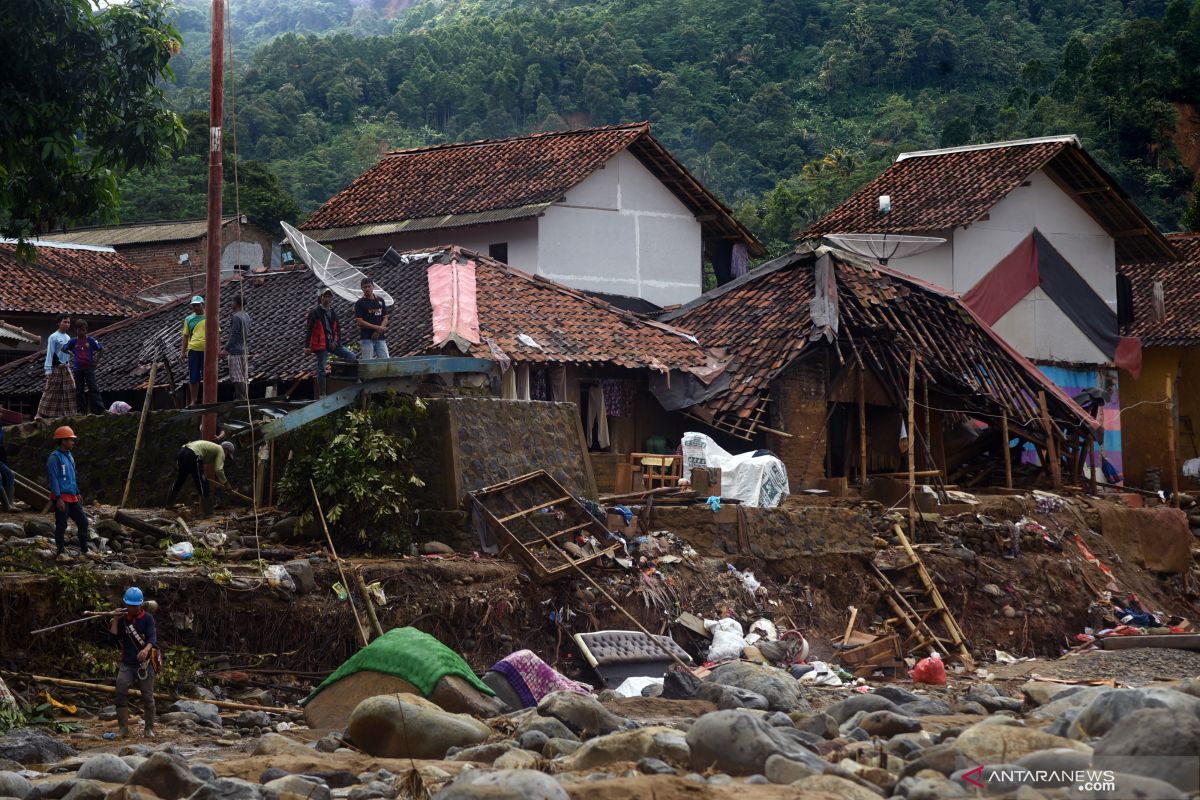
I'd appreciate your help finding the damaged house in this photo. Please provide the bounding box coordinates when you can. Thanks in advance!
[659,245,1100,493]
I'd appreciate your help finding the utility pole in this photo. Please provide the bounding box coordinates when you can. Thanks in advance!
[202,0,225,441]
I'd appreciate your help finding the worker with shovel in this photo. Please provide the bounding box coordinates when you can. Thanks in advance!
[108,586,159,738]
[47,426,89,559]
[166,439,235,513]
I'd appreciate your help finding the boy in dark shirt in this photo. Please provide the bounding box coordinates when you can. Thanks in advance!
[354,278,390,359]
[64,320,104,414]
[108,586,157,737]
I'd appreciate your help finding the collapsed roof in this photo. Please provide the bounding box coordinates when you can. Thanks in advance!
[1121,234,1200,348]
[661,246,1099,443]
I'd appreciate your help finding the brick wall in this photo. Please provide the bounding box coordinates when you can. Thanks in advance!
[768,357,828,489]
[116,240,205,285]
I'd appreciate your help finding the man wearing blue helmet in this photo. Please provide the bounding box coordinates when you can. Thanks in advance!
[108,586,157,738]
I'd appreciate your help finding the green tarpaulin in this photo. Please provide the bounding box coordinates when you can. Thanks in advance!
[302,627,494,705]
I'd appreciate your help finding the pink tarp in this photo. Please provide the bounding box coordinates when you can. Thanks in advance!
[428,259,481,350]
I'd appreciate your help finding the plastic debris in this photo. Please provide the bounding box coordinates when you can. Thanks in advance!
[166,541,194,560]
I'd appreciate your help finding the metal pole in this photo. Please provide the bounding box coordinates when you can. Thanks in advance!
[202,0,225,442]
[1166,374,1179,507]
[907,350,918,540]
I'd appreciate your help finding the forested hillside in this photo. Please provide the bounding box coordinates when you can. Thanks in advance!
[116,0,1200,252]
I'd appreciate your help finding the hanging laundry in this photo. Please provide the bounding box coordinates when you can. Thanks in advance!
[531,368,549,401]
[602,379,636,417]
[516,364,531,401]
[586,385,610,448]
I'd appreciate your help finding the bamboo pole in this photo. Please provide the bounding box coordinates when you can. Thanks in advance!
[1167,374,1179,507]
[1037,391,1062,489]
[858,365,868,486]
[0,671,293,714]
[30,611,123,636]
[907,351,918,539]
[120,362,158,509]
[309,480,369,647]
[354,568,385,639]
[1001,409,1013,489]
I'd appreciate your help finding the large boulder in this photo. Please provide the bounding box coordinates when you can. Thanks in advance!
[1069,688,1200,741]
[250,733,308,757]
[825,694,898,724]
[686,710,829,776]
[536,692,628,738]
[304,672,501,729]
[127,753,206,800]
[705,662,807,712]
[693,683,769,711]
[0,772,32,800]
[346,694,490,759]
[560,727,689,771]
[1092,707,1200,793]
[262,777,329,800]
[78,755,135,784]
[952,720,1092,763]
[0,729,76,765]
[170,702,221,729]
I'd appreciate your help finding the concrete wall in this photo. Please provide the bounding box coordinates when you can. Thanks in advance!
[538,150,703,306]
[1120,347,1200,491]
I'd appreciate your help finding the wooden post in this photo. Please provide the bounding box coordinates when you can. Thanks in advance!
[1000,409,1013,489]
[120,362,157,508]
[1084,430,1096,495]
[1167,374,1179,507]
[922,377,931,470]
[354,567,385,639]
[907,351,918,539]
[1096,403,1106,487]
[310,480,369,647]
[1037,391,1062,489]
[858,366,868,486]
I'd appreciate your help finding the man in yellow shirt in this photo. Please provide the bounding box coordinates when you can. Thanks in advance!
[181,296,207,407]
[166,439,235,512]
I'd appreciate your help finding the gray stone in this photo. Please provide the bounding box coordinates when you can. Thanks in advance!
[32,780,76,800]
[433,769,568,800]
[951,701,988,716]
[964,692,1023,713]
[706,774,733,785]
[445,741,518,764]
[0,524,24,539]
[898,699,953,717]
[561,727,689,771]
[77,754,134,783]
[347,695,490,759]
[346,783,390,800]
[264,776,330,800]
[765,711,794,728]
[0,730,76,765]
[694,682,769,711]
[897,742,971,780]
[187,778,263,800]
[516,731,548,752]
[122,758,147,772]
[492,750,540,771]
[513,714,578,743]
[157,712,200,725]
[1029,687,1107,721]
[419,541,455,555]
[907,776,968,799]
[705,662,807,712]
[1065,772,1187,799]
[745,775,769,784]
[313,734,343,754]
[686,710,829,776]
[859,710,922,737]
[171,701,221,729]
[792,712,839,739]
[1048,708,1083,738]
[189,766,217,783]
[1070,688,1200,741]
[258,771,287,785]
[884,735,927,759]
[0,772,31,800]
[542,738,580,758]
[236,711,270,729]
[951,721,1092,763]
[60,781,104,800]
[282,561,315,594]
[128,753,206,800]
[1092,707,1200,792]
[826,694,899,724]
[536,692,628,738]
[872,687,922,706]
[636,758,675,775]
[764,753,821,784]
[792,774,882,800]
[1013,748,1094,784]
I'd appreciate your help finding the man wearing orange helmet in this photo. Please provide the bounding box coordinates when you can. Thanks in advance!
[47,426,89,558]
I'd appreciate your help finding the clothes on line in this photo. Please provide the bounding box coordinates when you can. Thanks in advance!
[602,379,636,417]
[586,384,610,448]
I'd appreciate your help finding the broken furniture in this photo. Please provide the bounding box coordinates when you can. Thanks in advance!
[628,452,682,491]
[573,629,694,687]
[471,470,620,583]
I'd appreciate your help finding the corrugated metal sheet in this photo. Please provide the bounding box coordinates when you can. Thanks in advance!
[46,217,242,246]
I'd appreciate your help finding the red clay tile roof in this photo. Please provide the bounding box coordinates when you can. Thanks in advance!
[0,245,714,397]
[804,136,1173,264]
[0,242,152,318]
[1121,234,1200,347]
[663,246,1097,440]
[300,123,762,254]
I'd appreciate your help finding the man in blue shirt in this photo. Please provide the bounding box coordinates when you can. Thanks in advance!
[47,425,89,558]
[36,317,76,419]
[108,586,157,738]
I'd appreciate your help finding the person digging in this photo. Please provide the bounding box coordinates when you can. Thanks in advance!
[108,586,159,738]
[166,439,235,514]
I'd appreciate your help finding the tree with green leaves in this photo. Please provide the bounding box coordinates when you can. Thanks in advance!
[0,0,185,245]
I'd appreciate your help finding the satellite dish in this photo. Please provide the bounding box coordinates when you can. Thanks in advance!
[281,221,394,306]
[136,272,240,305]
[823,233,946,265]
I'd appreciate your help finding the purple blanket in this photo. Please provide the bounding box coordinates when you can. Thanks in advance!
[490,649,590,707]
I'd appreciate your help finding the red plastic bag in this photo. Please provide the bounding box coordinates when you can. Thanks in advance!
[911,654,947,686]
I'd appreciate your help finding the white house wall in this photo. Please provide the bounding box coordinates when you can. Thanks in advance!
[538,150,703,306]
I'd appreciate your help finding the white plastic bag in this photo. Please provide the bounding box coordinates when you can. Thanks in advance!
[264,564,296,592]
[166,541,194,560]
[614,676,664,697]
[797,660,843,686]
[704,616,745,662]
[681,432,789,507]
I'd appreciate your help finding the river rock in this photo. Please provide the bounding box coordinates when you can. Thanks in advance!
[543,739,580,758]
[186,778,261,800]
[1069,688,1200,741]
[170,702,221,729]
[263,777,329,800]
[899,699,953,717]
[0,523,23,539]
[0,772,32,800]
[0,730,77,765]
[952,721,1092,763]
[694,683,769,711]
[251,734,308,757]
[1092,707,1200,792]
[793,774,882,800]
[61,781,105,800]
[764,753,821,784]
[561,726,689,771]
[791,712,838,739]
[906,777,967,800]
[872,686,922,705]
[446,742,517,764]
[235,712,270,730]
[23,520,53,539]
[826,694,898,724]
[1013,748,1093,783]
[346,694,490,759]
[516,731,548,752]
[514,714,578,743]
[78,755,134,784]
[128,753,205,800]
[705,662,806,712]
[433,769,568,800]
[492,750,540,770]
[1066,772,1187,799]
[1029,687,1106,721]
[859,710,922,737]
[104,787,162,800]
[536,692,628,738]
[686,710,829,776]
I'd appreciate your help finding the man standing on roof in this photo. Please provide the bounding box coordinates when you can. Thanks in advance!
[355,278,390,360]
[47,426,89,559]
[65,320,105,415]
[166,439,235,514]
[108,586,157,738]
[36,316,76,419]
[220,295,251,403]
[181,296,207,407]
[306,287,357,398]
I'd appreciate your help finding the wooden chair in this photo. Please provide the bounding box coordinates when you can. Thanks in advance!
[627,452,681,490]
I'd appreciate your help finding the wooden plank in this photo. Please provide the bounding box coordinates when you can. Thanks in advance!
[573,399,599,499]
[858,365,868,485]
[1001,409,1013,489]
[1037,390,1063,489]
[496,495,571,523]
[354,355,494,381]
[907,350,918,539]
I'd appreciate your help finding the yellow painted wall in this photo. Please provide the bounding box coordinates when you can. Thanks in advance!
[1120,346,1200,490]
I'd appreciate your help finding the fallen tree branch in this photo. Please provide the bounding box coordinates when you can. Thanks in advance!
[0,670,299,714]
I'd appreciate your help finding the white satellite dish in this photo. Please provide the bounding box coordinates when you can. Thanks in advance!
[136,271,240,305]
[281,221,393,306]
[823,233,945,265]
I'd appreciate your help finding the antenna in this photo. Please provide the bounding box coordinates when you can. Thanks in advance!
[822,233,945,265]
